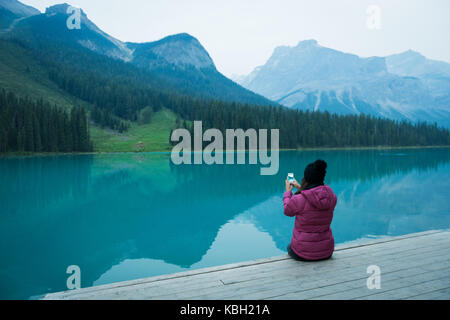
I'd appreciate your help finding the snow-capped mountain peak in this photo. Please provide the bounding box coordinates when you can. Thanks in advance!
[236,40,450,127]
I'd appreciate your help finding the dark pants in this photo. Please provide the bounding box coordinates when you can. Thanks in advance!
[287,244,333,262]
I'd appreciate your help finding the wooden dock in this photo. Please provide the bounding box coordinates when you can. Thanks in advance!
[43,229,450,300]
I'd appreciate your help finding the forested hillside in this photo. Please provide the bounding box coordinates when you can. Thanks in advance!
[3,37,450,151]
[9,39,446,149]
[1,39,450,153]
[171,99,450,149]
[0,89,92,153]
[4,5,273,107]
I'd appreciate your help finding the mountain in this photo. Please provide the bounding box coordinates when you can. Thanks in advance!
[1,2,273,106]
[237,40,450,127]
[0,1,275,153]
[0,0,39,16]
[230,74,247,84]
[386,50,450,103]
[386,50,450,79]
[1,2,449,153]
[128,33,215,70]
[0,0,39,30]
[4,3,134,61]
[127,33,272,104]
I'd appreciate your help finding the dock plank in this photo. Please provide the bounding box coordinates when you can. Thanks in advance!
[43,229,450,300]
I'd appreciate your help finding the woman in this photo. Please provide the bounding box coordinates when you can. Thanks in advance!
[283,159,337,261]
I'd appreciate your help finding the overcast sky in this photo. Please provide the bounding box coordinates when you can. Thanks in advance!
[21,0,450,78]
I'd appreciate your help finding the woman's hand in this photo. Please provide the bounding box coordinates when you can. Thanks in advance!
[285,178,293,192]
[291,178,301,189]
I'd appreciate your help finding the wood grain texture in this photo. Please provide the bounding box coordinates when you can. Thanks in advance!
[42,229,450,300]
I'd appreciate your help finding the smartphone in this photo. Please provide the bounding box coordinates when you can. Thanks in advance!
[288,173,294,184]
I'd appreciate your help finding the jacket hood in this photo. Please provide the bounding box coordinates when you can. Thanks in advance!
[301,185,336,210]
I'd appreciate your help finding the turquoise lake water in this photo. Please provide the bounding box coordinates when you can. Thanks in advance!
[1,148,450,299]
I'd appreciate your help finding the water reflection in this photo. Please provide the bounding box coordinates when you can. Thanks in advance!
[0,148,449,299]
[0,155,93,216]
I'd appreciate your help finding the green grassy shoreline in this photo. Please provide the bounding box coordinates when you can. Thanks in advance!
[2,145,450,158]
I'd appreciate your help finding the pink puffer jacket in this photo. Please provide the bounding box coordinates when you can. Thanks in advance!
[283,185,337,260]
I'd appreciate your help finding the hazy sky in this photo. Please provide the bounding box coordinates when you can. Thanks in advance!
[21,0,450,77]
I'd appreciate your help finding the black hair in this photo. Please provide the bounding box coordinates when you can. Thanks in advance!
[304,159,327,185]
